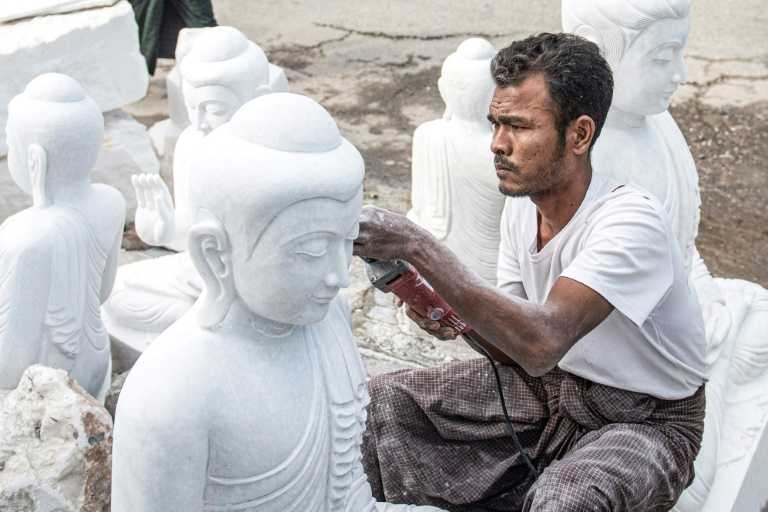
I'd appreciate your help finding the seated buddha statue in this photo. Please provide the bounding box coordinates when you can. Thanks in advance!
[407,38,503,284]
[0,73,125,401]
[111,92,443,512]
[563,1,768,510]
[102,26,283,359]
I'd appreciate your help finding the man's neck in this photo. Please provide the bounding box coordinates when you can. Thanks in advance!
[530,166,592,250]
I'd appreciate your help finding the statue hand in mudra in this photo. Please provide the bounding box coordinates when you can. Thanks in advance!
[132,174,175,247]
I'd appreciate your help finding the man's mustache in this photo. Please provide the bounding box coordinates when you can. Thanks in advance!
[494,155,519,172]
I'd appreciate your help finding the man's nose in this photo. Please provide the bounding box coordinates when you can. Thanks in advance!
[490,128,510,156]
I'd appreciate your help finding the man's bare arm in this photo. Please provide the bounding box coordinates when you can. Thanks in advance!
[355,206,614,376]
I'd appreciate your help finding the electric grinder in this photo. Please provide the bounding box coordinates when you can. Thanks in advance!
[363,258,471,334]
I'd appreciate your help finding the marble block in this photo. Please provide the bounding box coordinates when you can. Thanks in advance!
[0,1,149,156]
[562,1,768,510]
[0,0,118,23]
[111,92,442,512]
[0,365,113,511]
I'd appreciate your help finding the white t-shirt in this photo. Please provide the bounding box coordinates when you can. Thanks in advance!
[496,175,708,399]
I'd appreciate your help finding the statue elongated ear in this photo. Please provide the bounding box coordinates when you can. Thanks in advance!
[188,210,235,328]
[437,77,452,120]
[28,144,50,208]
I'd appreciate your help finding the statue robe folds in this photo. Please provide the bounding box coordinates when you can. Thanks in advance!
[0,205,111,401]
[407,119,503,285]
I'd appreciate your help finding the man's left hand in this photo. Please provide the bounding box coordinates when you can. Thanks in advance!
[353,205,423,261]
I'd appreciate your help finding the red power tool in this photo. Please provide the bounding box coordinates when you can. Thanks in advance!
[363,258,472,334]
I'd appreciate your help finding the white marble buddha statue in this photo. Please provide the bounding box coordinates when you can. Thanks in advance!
[407,38,503,284]
[111,92,442,512]
[563,1,768,510]
[135,25,272,252]
[0,73,125,401]
[102,26,279,358]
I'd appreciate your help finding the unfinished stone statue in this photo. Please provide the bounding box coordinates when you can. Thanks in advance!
[407,38,503,284]
[102,26,281,364]
[0,73,125,401]
[111,92,442,512]
[563,1,768,510]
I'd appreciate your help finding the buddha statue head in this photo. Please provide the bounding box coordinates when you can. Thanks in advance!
[180,26,271,135]
[562,0,691,116]
[187,93,364,330]
[438,38,497,122]
[5,73,103,207]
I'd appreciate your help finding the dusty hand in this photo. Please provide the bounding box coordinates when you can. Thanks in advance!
[400,300,458,341]
[703,298,732,349]
[353,205,421,262]
[132,174,175,247]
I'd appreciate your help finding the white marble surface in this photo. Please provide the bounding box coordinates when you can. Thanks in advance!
[563,1,768,510]
[0,0,118,23]
[0,1,148,156]
[407,38,503,285]
[103,27,291,356]
[0,74,125,401]
[112,92,441,511]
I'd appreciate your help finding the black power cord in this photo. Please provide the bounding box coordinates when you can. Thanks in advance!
[463,333,540,479]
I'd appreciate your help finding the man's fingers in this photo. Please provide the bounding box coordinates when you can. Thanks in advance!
[437,327,458,340]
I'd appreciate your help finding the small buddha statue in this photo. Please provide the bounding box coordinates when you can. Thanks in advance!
[0,73,125,401]
[407,38,504,284]
[563,1,768,510]
[102,26,282,358]
[111,92,442,512]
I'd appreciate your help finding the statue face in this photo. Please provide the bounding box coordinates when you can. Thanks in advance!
[184,83,241,135]
[231,191,362,326]
[612,17,689,116]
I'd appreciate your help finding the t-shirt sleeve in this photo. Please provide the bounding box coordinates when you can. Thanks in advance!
[560,191,674,327]
[496,198,527,299]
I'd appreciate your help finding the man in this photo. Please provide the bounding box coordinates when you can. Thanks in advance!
[354,33,708,511]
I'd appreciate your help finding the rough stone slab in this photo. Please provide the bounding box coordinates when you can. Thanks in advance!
[92,110,160,223]
[0,365,112,511]
[0,1,149,155]
[0,0,118,23]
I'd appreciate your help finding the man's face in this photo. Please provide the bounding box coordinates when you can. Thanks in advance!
[488,74,566,198]
[230,191,362,326]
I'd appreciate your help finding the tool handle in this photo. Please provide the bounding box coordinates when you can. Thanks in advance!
[385,267,471,334]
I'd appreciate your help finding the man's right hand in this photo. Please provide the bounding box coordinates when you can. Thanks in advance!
[400,300,459,340]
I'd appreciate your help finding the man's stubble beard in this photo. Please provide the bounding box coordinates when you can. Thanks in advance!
[496,145,567,198]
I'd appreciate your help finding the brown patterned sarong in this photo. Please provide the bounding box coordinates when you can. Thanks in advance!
[362,359,705,512]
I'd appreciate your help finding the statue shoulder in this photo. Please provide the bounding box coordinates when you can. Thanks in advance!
[0,211,58,259]
[119,325,215,423]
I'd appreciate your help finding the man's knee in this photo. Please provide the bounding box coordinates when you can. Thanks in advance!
[524,462,612,512]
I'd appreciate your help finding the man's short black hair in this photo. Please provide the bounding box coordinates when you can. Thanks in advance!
[491,33,613,149]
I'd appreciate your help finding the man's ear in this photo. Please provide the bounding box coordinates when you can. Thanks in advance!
[28,144,50,208]
[569,115,596,157]
[188,210,235,328]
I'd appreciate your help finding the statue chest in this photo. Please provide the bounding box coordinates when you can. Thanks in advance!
[202,324,372,511]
